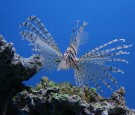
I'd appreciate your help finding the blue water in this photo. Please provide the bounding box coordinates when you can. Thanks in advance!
[0,0,135,108]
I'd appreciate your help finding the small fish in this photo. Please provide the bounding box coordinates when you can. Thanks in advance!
[20,15,132,92]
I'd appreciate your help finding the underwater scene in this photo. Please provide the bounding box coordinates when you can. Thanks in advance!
[0,0,135,115]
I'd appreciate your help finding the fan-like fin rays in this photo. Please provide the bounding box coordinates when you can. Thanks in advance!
[20,16,62,72]
[19,16,132,92]
[20,15,61,53]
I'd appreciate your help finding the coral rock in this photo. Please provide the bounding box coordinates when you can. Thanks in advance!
[0,35,42,115]
[12,77,135,115]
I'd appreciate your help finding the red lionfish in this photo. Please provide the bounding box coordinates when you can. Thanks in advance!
[20,16,132,92]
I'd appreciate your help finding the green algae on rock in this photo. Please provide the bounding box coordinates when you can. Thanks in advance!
[12,77,135,115]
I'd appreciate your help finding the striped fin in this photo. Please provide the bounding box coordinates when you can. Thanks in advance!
[20,30,38,43]
[103,65,124,73]
[105,72,118,86]
[103,58,128,63]
[20,30,50,48]
[20,30,62,72]
[20,15,61,53]
[26,16,55,45]
[94,76,113,91]
[75,69,104,92]
[70,21,87,46]
[96,44,133,55]
[88,74,112,92]
[86,51,129,59]
[103,51,130,57]
[61,21,87,70]
[93,51,130,58]
[101,80,113,90]
[20,28,51,49]
[90,78,103,92]
[80,44,132,60]
[66,21,87,57]
[84,57,128,64]
[74,58,125,92]
[90,38,125,53]
[20,30,60,55]
[20,21,46,40]
[73,26,131,92]
[26,16,47,34]
[79,58,128,66]
[70,20,80,44]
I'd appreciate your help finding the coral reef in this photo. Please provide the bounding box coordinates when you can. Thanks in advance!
[12,77,135,115]
[0,35,135,115]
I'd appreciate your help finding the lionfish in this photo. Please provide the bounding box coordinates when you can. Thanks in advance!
[20,15,132,92]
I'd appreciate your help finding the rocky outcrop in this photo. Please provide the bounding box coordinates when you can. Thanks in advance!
[0,35,42,115]
[11,77,135,115]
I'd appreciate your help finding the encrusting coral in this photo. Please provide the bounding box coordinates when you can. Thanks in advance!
[0,35,135,115]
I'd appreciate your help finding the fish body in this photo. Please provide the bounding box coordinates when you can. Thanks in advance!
[20,16,132,92]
